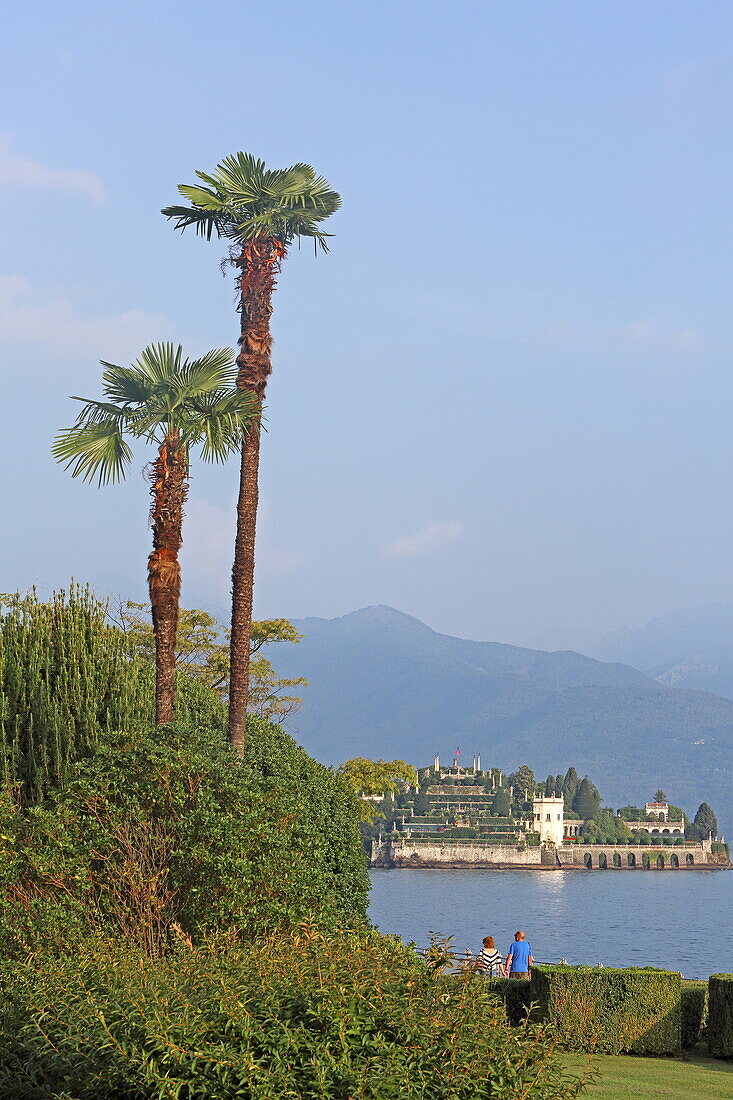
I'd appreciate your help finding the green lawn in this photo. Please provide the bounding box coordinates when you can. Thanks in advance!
[564,1051,733,1099]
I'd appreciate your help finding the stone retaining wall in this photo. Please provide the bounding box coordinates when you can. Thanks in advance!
[371,838,726,869]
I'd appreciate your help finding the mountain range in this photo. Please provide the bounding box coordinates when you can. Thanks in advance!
[267,605,733,832]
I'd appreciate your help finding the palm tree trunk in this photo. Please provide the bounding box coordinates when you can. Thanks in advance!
[228,238,285,755]
[148,435,187,724]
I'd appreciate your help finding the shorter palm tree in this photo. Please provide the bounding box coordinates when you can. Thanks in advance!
[53,343,257,723]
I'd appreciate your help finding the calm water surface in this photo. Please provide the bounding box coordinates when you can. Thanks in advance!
[368,868,733,979]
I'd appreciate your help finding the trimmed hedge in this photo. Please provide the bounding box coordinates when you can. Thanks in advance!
[483,977,534,1025]
[681,980,708,1048]
[530,965,681,1054]
[708,974,733,1058]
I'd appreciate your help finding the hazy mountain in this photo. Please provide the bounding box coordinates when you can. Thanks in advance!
[269,605,733,831]
[591,603,733,700]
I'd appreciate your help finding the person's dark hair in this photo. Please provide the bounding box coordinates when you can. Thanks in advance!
[483,936,495,949]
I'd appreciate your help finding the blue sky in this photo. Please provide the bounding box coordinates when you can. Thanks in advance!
[2,0,733,644]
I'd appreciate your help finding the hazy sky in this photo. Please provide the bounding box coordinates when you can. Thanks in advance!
[3,0,733,645]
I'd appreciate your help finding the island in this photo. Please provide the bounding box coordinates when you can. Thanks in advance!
[369,755,730,870]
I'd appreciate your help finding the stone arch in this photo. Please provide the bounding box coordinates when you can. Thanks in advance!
[613,852,621,867]
[627,852,636,867]
[598,852,608,869]
[686,853,695,866]
[657,854,665,869]
[642,853,651,869]
[662,828,670,835]
[584,852,593,869]
[671,854,680,868]
[651,828,660,836]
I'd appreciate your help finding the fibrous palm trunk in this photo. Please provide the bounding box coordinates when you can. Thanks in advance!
[228,238,284,755]
[148,435,187,724]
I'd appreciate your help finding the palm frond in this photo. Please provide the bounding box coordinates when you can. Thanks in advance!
[182,389,260,461]
[100,361,156,404]
[160,204,222,240]
[52,420,133,485]
[162,152,340,247]
[68,397,130,426]
[177,348,238,397]
[134,343,183,387]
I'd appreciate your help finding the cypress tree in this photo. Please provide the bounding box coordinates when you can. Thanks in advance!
[573,777,600,820]
[492,788,512,817]
[563,766,579,809]
[694,802,718,839]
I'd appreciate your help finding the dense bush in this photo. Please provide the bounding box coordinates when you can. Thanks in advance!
[708,974,733,1058]
[483,976,535,1025]
[681,980,707,1048]
[530,965,681,1054]
[0,719,368,957]
[0,931,585,1099]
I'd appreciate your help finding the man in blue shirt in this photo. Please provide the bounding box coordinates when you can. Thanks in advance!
[505,930,533,979]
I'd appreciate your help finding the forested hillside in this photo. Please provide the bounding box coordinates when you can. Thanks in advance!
[268,605,733,829]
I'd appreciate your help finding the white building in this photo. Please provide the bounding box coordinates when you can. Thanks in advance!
[532,795,565,845]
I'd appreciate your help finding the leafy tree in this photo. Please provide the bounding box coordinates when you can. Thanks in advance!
[115,603,308,722]
[573,777,600,820]
[508,765,536,797]
[163,154,340,754]
[338,758,417,823]
[694,802,718,839]
[654,789,668,803]
[544,774,555,796]
[554,774,565,798]
[617,805,643,820]
[581,808,630,844]
[53,344,255,723]
[665,803,687,825]
[491,788,512,817]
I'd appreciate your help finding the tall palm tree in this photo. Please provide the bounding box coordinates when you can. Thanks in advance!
[52,343,257,724]
[162,153,340,754]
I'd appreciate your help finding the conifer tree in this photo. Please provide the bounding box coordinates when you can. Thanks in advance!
[573,777,600,820]
[694,802,718,839]
[563,766,579,809]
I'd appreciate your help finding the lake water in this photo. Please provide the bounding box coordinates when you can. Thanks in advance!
[368,868,733,979]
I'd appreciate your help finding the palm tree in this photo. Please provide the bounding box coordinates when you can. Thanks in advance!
[52,343,257,724]
[162,153,340,754]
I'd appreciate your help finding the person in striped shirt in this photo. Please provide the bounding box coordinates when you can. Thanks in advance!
[474,935,503,976]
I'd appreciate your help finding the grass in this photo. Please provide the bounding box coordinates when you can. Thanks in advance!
[565,1050,733,1098]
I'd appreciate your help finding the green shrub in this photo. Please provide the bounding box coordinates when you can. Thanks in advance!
[530,965,681,1054]
[708,974,733,1058]
[681,980,708,1047]
[712,841,729,856]
[0,720,368,956]
[0,933,585,1099]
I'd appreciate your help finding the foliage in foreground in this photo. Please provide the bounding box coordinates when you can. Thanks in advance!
[0,930,585,1100]
[0,718,368,957]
